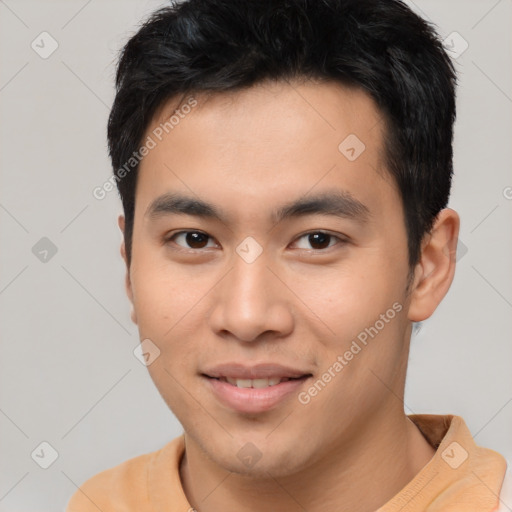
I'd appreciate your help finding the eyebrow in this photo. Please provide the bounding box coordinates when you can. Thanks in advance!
[145,191,371,226]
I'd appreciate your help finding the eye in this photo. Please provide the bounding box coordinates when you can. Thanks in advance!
[165,231,217,251]
[291,231,345,251]
[164,230,346,253]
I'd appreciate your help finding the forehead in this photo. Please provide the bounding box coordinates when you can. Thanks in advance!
[136,79,399,226]
[151,79,384,146]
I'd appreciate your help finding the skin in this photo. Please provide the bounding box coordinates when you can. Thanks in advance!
[118,79,460,512]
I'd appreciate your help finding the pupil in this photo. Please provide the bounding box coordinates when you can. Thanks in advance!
[309,232,330,249]
[187,232,207,249]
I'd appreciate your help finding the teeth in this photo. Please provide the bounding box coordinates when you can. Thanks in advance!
[225,377,291,388]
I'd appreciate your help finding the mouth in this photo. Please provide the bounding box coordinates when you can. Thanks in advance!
[201,373,313,414]
[203,374,311,388]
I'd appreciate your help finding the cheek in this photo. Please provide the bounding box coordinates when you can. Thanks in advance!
[130,257,219,383]
[288,255,409,390]
[131,257,201,330]
[288,258,401,336]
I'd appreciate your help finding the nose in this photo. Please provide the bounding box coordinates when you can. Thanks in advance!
[208,248,294,343]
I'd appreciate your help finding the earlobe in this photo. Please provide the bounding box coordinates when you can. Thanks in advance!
[407,208,460,322]
[118,214,138,325]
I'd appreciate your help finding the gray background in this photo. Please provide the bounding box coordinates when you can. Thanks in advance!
[0,0,511,510]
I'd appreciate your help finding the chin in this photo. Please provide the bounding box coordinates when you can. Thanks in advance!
[209,434,309,479]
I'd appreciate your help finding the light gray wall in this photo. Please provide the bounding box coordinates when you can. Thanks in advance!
[0,1,510,510]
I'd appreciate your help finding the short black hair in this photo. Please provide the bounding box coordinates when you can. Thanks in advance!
[107,0,457,270]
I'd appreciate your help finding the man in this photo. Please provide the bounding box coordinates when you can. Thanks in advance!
[67,0,511,510]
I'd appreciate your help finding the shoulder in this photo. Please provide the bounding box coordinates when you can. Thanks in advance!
[497,459,512,512]
[65,446,162,512]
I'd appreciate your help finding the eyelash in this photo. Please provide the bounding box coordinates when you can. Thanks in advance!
[164,230,347,253]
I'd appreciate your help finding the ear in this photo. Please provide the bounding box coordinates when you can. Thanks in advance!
[407,208,460,322]
[118,214,137,325]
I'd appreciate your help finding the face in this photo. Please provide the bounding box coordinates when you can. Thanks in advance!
[123,80,417,477]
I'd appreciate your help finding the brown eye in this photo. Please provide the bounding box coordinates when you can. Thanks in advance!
[167,231,216,250]
[292,231,345,251]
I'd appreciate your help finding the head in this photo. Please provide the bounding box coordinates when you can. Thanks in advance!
[108,0,459,477]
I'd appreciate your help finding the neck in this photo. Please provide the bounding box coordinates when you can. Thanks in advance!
[179,410,435,512]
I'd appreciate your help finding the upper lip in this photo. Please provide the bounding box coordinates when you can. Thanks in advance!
[202,363,313,380]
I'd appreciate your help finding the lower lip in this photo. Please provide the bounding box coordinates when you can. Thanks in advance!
[203,376,311,414]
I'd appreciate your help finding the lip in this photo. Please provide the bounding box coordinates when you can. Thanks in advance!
[202,362,312,380]
[203,374,312,414]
